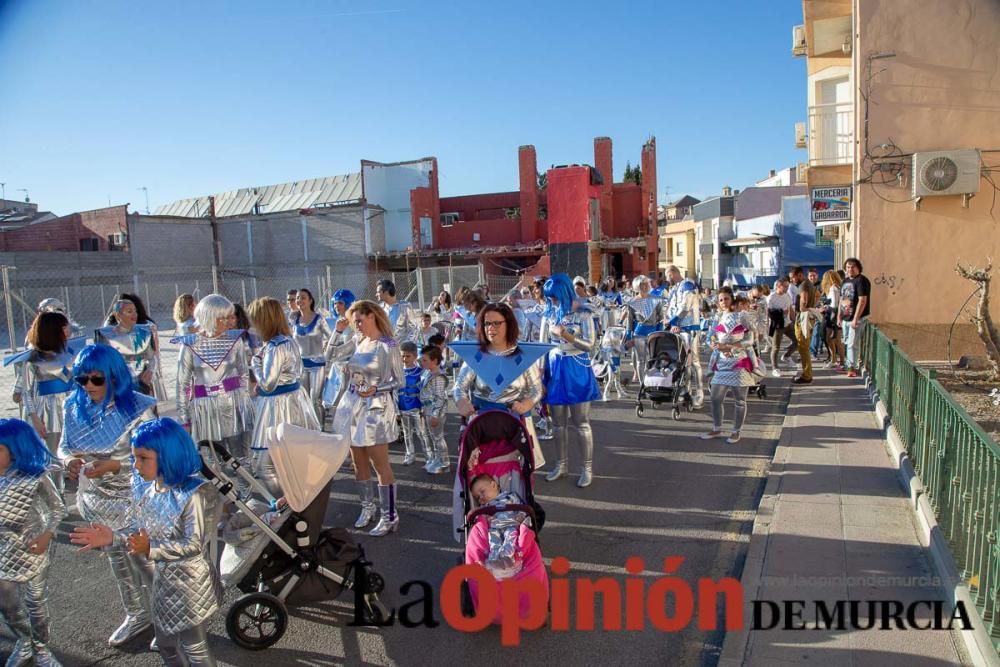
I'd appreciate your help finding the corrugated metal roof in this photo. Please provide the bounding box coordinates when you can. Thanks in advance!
[153,173,362,218]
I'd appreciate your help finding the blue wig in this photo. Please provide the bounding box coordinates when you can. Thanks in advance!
[332,289,356,311]
[130,418,202,487]
[0,418,52,477]
[543,273,576,321]
[67,344,141,424]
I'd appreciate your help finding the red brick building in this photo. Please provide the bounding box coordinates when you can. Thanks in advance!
[391,136,659,282]
[0,204,129,252]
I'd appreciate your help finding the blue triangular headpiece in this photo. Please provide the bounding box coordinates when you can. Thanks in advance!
[4,335,89,367]
[448,341,554,395]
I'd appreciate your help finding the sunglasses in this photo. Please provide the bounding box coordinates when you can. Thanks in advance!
[483,319,506,328]
[75,374,106,387]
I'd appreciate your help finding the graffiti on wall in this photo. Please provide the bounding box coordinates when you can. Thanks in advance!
[873,273,905,296]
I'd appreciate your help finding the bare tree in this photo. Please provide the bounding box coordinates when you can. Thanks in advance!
[956,259,1000,379]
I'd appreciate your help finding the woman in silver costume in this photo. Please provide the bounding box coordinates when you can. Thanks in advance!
[73,418,221,667]
[246,298,321,497]
[539,274,600,488]
[321,289,357,428]
[0,419,67,667]
[329,300,403,537]
[624,274,666,384]
[21,313,75,492]
[172,294,199,336]
[376,279,417,343]
[96,298,167,400]
[701,289,756,445]
[291,288,332,422]
[58,344,158,647]
[174,294,254,468]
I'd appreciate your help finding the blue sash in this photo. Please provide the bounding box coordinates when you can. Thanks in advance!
[302,358,326,369]
[258,381,301,397]
[37,378,74,396]
[472,396,527,417]
[634,323,662,337]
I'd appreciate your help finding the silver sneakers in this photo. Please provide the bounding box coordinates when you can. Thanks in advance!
[545,460,569,482]
[577,464,593,488]
[108,614,152,647]
[6,640,33,667]
[401,452,416,466]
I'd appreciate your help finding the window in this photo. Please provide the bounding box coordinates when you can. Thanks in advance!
[440,213,459,227]
[79,238,99,251]
[675,241,684,257]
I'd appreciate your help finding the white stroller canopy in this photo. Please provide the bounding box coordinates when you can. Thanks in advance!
[269,424,349,512]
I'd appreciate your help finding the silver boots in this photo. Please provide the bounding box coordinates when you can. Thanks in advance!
[370,484,399,536]
[354,479,377,529]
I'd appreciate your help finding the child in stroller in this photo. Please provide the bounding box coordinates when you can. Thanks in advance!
[454,411,548,623]
[635,331,694,420]
[593,325,628,401]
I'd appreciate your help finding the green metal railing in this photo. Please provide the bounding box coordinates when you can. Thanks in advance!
[861,325,1000,643]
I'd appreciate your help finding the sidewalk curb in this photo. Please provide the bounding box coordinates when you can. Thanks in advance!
[717,402,795,667]
[873,386,999,667]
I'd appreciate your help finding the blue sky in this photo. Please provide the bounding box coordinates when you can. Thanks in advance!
[0,0,806,215]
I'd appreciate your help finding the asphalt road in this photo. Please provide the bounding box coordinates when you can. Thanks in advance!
[1,342,790,667]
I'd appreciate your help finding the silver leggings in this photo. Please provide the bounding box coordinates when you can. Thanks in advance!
[400,410,423,457]
[156,622,216,666]
[549,403,594,465]
[710,384,749,431]
[0,568,51,651]
[108,546,151,618]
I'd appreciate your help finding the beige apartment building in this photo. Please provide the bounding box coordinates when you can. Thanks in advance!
[658,195,700,278]
[796,0,1000,358]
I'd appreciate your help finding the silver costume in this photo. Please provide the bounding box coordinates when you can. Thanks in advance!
[664,283,705,401]
[452,347,545,413]
[330,336,403,447]
[0,469,66,667]
[480,491,528,579]
[384,301,417,343]
[291,312,332,422]
[175,318,198,336]
[398,365,425,467]
[539,310,598,487]
[95,324,167,400]
[21,350,75,449]
[624,294,666,383]
[321,324,355,422]
[250,336,321,497]
[58,392,158,646]
[175,331,255,477]
[419,369,450,474]
[123,479,220,666]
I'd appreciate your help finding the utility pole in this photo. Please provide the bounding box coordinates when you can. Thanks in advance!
[138,187,150,214]
[208,196,224,293]
[0,183,5,202]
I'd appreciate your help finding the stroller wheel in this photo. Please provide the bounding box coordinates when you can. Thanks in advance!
[460,580,476,617]
[758,386,768,399]
[672,407,681,421]
[363,596,391,625]
[366,570,386,594]
[635,404,644,418]
[226,592,289,651]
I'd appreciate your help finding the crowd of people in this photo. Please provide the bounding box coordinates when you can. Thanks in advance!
[0,258,871,665]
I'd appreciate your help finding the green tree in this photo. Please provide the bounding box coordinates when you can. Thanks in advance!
[537,171,547,191]
[623,161,642,185]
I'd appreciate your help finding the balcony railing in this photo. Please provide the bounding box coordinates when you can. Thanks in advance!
[808,102,853,166]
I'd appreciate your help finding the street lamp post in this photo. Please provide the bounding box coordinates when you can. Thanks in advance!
[138,187,150,214]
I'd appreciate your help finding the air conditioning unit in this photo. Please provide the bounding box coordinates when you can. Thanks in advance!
[795,162,809,184]
[912,149,981,197]
[110,232,127,246]
[792,25,807,56]
[794,122,807,149]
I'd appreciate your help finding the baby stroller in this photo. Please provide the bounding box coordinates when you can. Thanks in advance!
[199,424,388,650]
[593,325,628,400]
[453,410,548,622]
[635,331,694,420]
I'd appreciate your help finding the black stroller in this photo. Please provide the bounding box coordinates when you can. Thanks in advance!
[199,424,389,650]
[635,331,694,420]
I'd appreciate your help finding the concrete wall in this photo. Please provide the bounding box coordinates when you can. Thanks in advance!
[363,159,434,253]
[853,0,1000,350]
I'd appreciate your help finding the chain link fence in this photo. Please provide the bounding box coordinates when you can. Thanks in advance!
[0,262,489,350]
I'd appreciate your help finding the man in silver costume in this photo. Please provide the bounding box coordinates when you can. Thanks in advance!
[58,344,158,647]
[623,275,666,384]
[664,265,706,408]
[0,419,67,667]
[376,279,417,343]
[95,299,166,400]
[174,294,254,480]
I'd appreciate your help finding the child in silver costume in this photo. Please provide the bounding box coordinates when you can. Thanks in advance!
[0,419,66,667]
[397,342,426,467]
[418,345,450,475]
[467,473,530,579]
[73,418,222,667]
[58,344,158,647]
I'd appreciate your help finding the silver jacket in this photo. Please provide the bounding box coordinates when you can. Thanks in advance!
[123,479,221,635]
[453,346,544,408]
[322,325,355,409]
[384,301,417,343]
[665,284,701,329]
[291,312,332,366]
[175,331,254,442]
[22,350,76,433]
[624,294,666,326]
[176,318,199,336]
[0,469,66,582]
[419,369,449,420]
[539,310,596,356]
[330,336,403,446]
[250,336,320,452]
[95,323,158,379]
[58,393,158,528]
[251,335,303,392]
